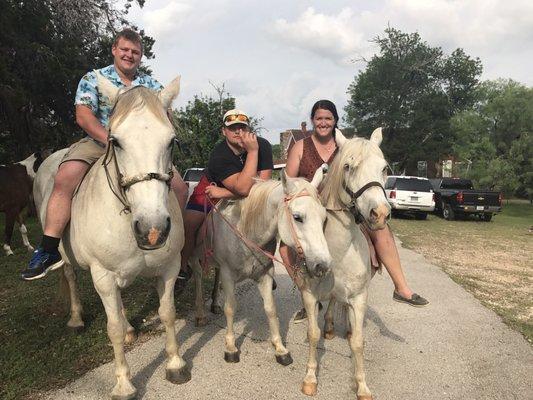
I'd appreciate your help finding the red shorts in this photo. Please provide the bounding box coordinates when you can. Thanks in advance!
[186,174,219,212]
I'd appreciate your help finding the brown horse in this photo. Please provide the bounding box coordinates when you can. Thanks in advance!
[0,151,51,255]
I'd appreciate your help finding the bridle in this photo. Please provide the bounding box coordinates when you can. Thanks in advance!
[342,179,387,224]
[282,191,310,273]
[102,88,176,214]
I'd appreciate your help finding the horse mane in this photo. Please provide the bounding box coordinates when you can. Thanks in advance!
[239,180,281,237]
[320,137,384,209]
[109,86,169,130]
[239,177,321,237]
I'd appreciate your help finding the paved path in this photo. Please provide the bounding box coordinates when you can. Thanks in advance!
[44,239,532,400]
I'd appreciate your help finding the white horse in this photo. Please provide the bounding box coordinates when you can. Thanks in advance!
[298,128,390,399]
[191,170,332,365]
[33,74,187,400]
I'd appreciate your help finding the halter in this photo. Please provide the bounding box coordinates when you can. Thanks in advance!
[282,191,310,271]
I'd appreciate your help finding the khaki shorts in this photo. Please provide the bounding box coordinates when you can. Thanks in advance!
[60,137,106,166]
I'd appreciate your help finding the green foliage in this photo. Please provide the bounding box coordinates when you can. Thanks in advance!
[172,95,236,172]
[345,27,482,173]
[0,0,154,163]
[271,144,282,160]
[451,80,533,197]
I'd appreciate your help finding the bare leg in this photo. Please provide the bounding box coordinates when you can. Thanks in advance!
[156,272,190,384]
[368,225,413,299]
[180,210,204,270]
[301,290,320,396]
[348,293,372,400]
[44,161,90,237]
[63,263,84,331]
[257,272,292,365]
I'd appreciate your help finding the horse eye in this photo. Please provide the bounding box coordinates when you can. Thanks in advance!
[110,135,121,149]
[293,213,303,223]
[344,163,350,171]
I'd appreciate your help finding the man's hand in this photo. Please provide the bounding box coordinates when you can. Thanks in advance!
[240,131,259,153]
[205,185,228,200]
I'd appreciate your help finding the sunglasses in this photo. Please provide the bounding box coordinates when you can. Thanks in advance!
[224,114,249,123]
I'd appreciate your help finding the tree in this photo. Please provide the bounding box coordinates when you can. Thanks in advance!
[0,0,154,162]
[451,80,533,196]
[344,27,482,173]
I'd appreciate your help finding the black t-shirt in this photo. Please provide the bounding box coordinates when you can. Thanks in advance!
[207,137,273,187]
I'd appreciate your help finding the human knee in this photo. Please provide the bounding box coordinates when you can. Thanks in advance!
[54,164,87,193]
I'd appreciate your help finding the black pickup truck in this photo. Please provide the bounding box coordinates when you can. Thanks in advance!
[430,178,502,221]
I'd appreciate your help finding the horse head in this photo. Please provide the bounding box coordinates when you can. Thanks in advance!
[322,128,390,230]
[97,72,181,250]
[279,169,332,278]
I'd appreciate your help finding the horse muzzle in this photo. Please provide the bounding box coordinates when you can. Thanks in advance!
[307,256,332,278]
[367,203,390,230]
[133,216,171,250]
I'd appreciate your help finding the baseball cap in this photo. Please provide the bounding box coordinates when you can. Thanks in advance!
[223,109,250,127]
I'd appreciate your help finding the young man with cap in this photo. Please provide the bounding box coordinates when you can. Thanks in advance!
[178,109,273,283]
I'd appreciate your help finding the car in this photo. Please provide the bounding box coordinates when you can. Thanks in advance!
[430,178,502,221]
[385,175,435,219]
[182,167,204,199]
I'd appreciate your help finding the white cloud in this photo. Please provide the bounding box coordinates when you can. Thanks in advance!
[142,1,193,39]
[271,7,370,65]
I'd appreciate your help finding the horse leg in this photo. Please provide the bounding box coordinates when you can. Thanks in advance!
[156,272,190,384]
[191,258,208,327]
[3,210,16,255]
[348,294,372,400]
[301,290,321,396]
[345,303,352,340]
[324,297,336,339]
[118,297,136,345]
[210,266,222,314]
[220,268,239,362]
[91,267,136,400]
[17,213,34,252]
[257,272,292,366]
[62,263,84,331]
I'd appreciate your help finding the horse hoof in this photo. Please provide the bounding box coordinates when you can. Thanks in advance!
[166,366,191,384]
[211,304,223,314]
[357,395,373,400]
[27,245,35,252]
[224,351,240,363]
[301,382,317,396]
[6,250,14,256]
[124,331,137,345]
[111,390,137,400]
[195,316,208,327]
[324,330,335,340]
[275,353,293,366]
[67,325,85,334]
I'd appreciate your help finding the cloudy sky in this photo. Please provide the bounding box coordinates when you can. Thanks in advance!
[126,0,533,143]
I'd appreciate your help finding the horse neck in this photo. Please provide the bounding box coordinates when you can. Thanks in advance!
[247,183,284,246]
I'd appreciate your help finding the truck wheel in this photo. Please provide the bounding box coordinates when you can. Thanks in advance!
[415,212,427,220]
[480,213,492,222]
[443,204,455,220]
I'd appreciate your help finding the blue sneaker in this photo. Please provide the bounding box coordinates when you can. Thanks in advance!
[21,247,64,281]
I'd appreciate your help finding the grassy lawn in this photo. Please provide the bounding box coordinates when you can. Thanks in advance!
[389,201,533,344]
[0,217,213,400]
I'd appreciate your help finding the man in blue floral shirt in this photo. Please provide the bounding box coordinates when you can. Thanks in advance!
[21,28,188,280]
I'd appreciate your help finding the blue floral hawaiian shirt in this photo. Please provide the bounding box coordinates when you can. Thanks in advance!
[74,64,163,129]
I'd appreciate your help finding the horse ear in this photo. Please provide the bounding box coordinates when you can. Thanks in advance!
[158,75,181,109]
[281,169,296,194]
[370,127,383,146]
[335,128,347,148]
[96,71,120,104]
[310,163,327,189]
